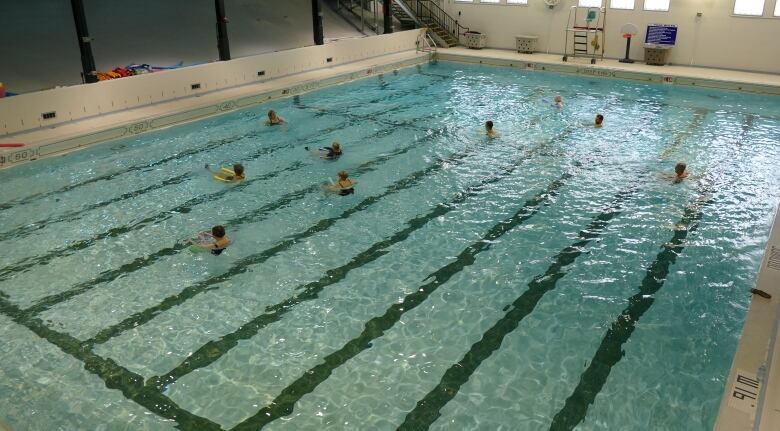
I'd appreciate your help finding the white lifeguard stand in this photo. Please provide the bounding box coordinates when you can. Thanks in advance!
[562,4,606,64]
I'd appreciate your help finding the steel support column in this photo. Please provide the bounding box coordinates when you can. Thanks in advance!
[69,0,98,83]
[215,0,231,61]
[384,0,393,34]
[312,0,325,45]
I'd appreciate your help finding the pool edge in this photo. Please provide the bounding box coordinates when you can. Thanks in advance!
[715,203,780,431]
[0,50,430,170]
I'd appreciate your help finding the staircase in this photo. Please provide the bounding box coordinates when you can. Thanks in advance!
[391,0,462,48]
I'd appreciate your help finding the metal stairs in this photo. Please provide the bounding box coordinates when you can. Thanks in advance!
[391,0,460,48]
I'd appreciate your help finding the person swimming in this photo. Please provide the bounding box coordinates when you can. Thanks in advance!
[205,163,245,182]
[674,161,689,183]
[553,95,564,109]
[485,120,497,138]
[325,170,356,196]
[267,110,284,125]
[306,142,342,159]
[594,114,604,128]
[189,225,231,255]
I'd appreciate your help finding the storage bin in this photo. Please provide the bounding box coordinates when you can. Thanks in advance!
[515,35,538,54]
[464,31,487,49]
[643,44,673,66]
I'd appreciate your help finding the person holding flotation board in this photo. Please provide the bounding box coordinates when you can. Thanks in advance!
[188,225,231,255]
[323,170,357,196]
[205,163,245,182]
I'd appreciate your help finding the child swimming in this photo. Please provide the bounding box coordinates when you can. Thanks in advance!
[594,114,604,128]
[205,163,245,182]
[485,120,497,138]
[323,170,357,196]
[189,225,231,255]
[267,110,284,125]
[673,161,689,183]
[553,95,564,109]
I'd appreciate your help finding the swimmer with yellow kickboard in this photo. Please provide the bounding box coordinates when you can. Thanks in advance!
[205,163,245,183]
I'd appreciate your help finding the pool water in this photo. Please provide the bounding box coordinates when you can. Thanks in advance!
[1,61,779,431]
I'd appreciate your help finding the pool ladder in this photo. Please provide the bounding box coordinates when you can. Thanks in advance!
[416,28,438,60]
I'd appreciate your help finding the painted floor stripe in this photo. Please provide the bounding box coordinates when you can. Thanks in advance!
[396,186,637,431]
[548,189,713,431]
[0,114,431,284]
[229,170,575,431]
[147,128,573,392]
[0,297,225,431]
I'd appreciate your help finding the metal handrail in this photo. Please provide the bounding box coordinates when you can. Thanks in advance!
[416,29,437,53]
[404,0,469,43]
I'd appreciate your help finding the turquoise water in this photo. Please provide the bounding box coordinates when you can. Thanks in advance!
[0,61,779,431]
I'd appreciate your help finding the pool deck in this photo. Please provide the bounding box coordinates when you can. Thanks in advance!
[715,204,780,431]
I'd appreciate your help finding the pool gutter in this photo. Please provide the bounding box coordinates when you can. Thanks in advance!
[715,203,780,431]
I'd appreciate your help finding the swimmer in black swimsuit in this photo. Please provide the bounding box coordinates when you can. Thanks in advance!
[267,110,284,125]
[324,170,356,196]
[305,142,342,159]
[189,225,231,255]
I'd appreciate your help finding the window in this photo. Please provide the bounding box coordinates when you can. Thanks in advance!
[776,0,780,15]
[644,0,670,11]
[579,0,602,6]
[508,0,529,4]
[480,0,500,3]
[733,0,765,15]
[454,0,473,3]
[610,0,635,9]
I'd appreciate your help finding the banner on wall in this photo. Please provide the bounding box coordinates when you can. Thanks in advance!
[644,24,678,46]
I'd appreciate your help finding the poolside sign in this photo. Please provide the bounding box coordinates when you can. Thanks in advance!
[645,24,677,46]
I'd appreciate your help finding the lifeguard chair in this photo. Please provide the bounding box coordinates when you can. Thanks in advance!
[562,4,606,64]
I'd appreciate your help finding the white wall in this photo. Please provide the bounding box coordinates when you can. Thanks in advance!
[444,0,780,73]
[0,30,422,137]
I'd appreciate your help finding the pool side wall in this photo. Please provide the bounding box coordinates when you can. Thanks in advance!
[437,52,780,96]
[0,30,428,169]
[715,204,780,431]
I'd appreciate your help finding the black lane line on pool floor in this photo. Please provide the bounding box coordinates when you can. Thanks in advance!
[547,109,749,430]
[21,126,449,319]
[43,88,556,335]
[0,109,439,284]
[146,127,575,392]
[228,168,577,431]
[0,298,226,431]
[547,188,712,431]
[81,124,539,347]
[0,68,446,213]
[396,185,638,431]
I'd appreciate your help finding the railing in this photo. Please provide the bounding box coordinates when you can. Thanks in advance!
[402,0,469,43]
[416,30,437,54]
[330,0,382,35]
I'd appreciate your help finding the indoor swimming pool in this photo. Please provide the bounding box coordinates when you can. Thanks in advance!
[1,61,779,430]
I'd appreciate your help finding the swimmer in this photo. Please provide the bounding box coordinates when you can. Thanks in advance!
[594,114,604,128]
[267,110,284,125]
[305,142,342,159]
[189,225,231,256]
[485,120,498,138]
[324,170,357,196]
[205,163,245,182]
[553,95,564,109]
[673,161,689,183]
